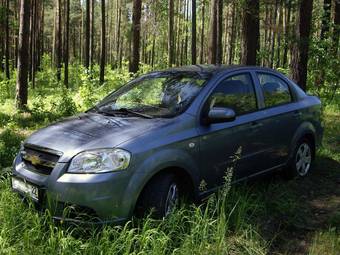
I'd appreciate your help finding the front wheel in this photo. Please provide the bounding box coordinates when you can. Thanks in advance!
[285,138,313,179]
[135,173,180,219]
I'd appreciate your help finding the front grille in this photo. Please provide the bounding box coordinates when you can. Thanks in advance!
[21,145,62,175]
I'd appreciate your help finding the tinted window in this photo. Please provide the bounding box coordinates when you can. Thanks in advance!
[208,73,257,115]
[257,73,292,107]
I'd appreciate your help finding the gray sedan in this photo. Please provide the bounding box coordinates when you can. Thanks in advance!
[12,65,323,224]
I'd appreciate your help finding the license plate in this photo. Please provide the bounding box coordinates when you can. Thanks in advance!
[12,177,39,201]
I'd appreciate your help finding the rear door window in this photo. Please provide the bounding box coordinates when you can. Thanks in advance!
[257,73,292,108]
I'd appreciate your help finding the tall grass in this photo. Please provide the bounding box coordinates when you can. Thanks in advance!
[0,175,268,254]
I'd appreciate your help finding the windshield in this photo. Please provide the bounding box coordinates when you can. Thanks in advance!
[94,72,209,118]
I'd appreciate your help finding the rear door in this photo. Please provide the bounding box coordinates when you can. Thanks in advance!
[252,71,301,170]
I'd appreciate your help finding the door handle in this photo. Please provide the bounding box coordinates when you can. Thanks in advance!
[250,121,263,129]
[293,111,302,117]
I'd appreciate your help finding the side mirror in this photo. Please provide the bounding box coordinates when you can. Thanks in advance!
[207,107,236,124]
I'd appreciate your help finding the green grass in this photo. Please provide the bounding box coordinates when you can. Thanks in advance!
[0,65,339,254]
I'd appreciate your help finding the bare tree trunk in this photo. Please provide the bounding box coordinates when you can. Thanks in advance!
[168,0,174,67]
[216,0,223,64]
[333,0,340,55]
[100,0,105,84]
[290,0,313,91]
[54,0,62,81]
[184,0,189,65]
[321,0,332,39]
[282,0,292,67]
[208,0,218,64]
[241,0,260,65]
[89,0,94,68]
[13,0,19,69]
[270,0,279,68]
[276,0,283,67]
[4,0,10,79]
[84,0,90,68]
[64,0,69,88]
[191,0,196,64]
[199,0,205,64]
[229,2,236,65]
[129,0,142,73]
[15,0,30,109]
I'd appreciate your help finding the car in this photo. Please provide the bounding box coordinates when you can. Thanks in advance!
[11,65,323,224]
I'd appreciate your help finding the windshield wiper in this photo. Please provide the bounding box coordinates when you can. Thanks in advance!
[114,108,154,119]
[95,107,153,119]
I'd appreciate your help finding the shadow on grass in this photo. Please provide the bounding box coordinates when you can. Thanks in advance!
[248,155,340,254]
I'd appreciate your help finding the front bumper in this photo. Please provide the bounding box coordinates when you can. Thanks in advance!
[12,154,133,224]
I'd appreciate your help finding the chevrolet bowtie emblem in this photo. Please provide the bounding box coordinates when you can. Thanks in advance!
[22,152,41,166]
[29,155,41,166]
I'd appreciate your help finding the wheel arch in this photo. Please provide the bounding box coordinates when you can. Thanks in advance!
[289,121,317,161]
[123,149,200,217]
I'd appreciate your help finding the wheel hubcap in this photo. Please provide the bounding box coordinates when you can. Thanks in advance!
[295,143,312,176]
[165,183,179,216]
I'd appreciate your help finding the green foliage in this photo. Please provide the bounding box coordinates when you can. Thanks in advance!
[0,70,16,102]
[0,129,25,169]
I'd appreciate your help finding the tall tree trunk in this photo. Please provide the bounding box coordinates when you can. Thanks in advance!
[283,0,292,67]
[89,0,95,68]
[64,0,69,88]
[315,0,332,87]
[84,0,90,68]
[15,0,30,109]
[208,0,218,64]
[290,0,313,91]
[184,0,189,65]
[191,0,196,64]
[216,0,223,64]
[100,0,105,84]
[54,0,62,81]
[168,0,174,67]
[241,0,260,65]
[199,0,205,64]
[270,0,279,68]
[333,0,340,55]
[276,0,283,67]
[14,0,19,69]
[129,0,142,73]
[4,0,10,79]
[29,0,33,82]
[321,0,332,39]
[31,0,37,88]
[229,2,236,64]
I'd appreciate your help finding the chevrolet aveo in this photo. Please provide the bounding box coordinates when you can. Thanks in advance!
[12,65,323,224]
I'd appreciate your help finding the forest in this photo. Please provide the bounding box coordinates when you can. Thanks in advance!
[0,0,339,254]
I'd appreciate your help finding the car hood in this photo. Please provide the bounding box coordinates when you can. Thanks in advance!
[25,113,170,162]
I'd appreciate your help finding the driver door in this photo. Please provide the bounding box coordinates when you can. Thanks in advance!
[197,72,264,190]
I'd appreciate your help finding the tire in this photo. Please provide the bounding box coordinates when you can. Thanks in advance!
[135,173,180,219]
[285,138,313,179]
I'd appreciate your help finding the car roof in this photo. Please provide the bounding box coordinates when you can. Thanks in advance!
[163,64,277,75]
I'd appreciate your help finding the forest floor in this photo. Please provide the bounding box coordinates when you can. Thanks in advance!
[257,104,340,254]
[0,96,339,254]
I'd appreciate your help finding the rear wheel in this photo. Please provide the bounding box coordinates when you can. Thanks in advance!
[135,173,180,219]
[285,138,313,179]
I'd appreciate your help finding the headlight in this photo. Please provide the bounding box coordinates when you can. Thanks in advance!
[68,149,131,174]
